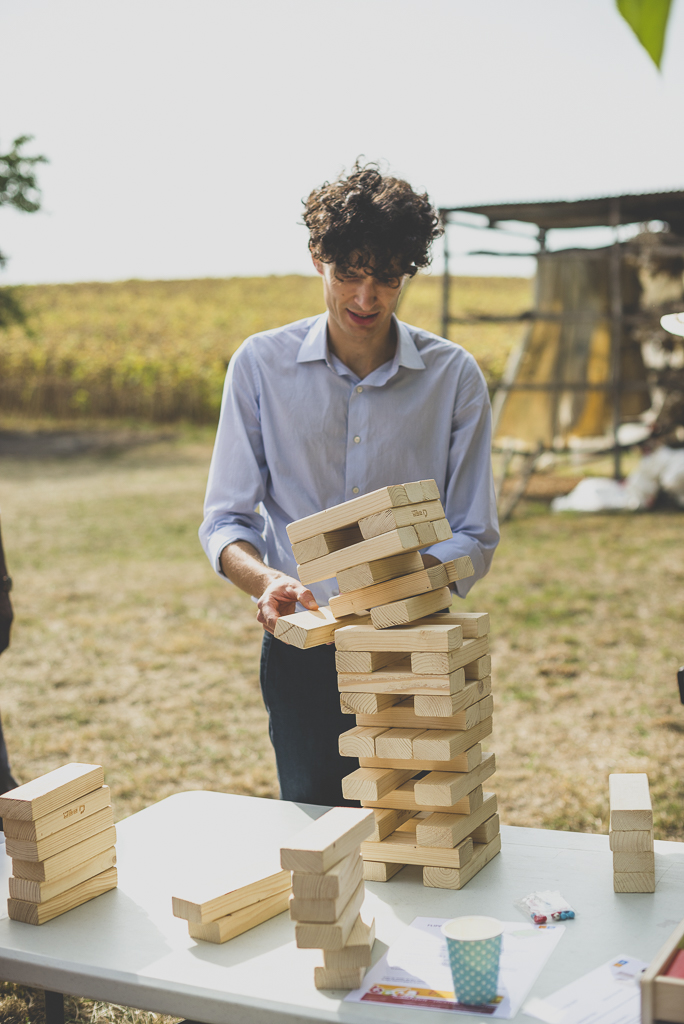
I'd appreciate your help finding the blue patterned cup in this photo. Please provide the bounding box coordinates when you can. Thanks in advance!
[441,916,503,1005]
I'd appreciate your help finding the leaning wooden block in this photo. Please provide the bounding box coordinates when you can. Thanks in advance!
[9,848,117,904]
[3,786,111,843]
[286,482,424,545]
[335,622,462,653]
[369,808,416,842]
[338,726,388,759]
[375,728,426,760]
[289,857,364,922]
[336,651,404,675]
[371,587,453,629]
[172,861,291,924]
[412,637,489,675]
[337,551,424,593]
[470,813,500,845]
[298,526,434,586]
[465,655,491,680]
[609,773,653,831]
[412,719,493,761]
[337,659,465,696]
[291,851,361,900]
[280,807,375,874]
[0,764,104,822]
[7,866,117,925]
[415,794,498,849]
[292,525,363,565]
[340,692,401,715]
[356,694,493,732]
[12,826,117,882]
[420,610,489,638]
[6,805,114,863]
[423,835,501,890]
[414,678,492,718]
[358,500,445,540]
[361,827,473,869]
[314,965,367,990]
[330,565,448,618]
[441,558,475,584]
[188,887,290,943]
[358,742,482,774]
[613,871,655,893]
[609,829,654,853]
[613,850,655,874]
[412,752,496,808]
[294,879,365,950]
[324,916,376,969]
[273,606,365,649]
[341,767,416,803]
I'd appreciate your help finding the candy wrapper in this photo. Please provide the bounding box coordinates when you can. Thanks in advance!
[514,890,576,925]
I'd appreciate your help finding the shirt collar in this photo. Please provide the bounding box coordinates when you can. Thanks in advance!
[296,313,426,374]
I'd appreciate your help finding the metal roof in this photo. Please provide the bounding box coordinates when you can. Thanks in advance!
[441,190,684,230]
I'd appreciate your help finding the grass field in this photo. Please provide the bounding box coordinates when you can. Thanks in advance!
[0,274,531,421]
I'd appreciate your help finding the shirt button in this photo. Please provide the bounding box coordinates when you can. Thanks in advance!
[356,386,363,393]
[352,487,359,494]
[354,436,361,443]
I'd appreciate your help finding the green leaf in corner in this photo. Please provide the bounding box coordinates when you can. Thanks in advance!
[617,0,673,69]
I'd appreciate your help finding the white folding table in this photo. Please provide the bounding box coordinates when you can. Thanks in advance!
[0,790,682,1024]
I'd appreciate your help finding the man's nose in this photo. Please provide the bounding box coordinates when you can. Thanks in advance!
[353,277,377,310]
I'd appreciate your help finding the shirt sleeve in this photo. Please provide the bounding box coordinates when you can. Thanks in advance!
[199,341,269,577]
[422,354,500,598]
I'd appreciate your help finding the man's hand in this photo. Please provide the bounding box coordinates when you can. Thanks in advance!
[0,592,12,656]
[257,576,318,636]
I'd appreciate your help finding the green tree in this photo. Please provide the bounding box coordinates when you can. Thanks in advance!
[0,134,48,328]
[617,0,674,69]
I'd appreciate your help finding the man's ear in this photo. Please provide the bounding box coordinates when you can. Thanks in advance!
[311,255,325,277]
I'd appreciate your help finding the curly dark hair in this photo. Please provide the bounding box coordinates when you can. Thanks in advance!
[302,161,442,283]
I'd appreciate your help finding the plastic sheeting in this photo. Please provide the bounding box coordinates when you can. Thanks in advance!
[551,447,684,512]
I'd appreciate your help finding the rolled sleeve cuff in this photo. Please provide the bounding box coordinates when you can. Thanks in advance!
[208,525,268,578]
[422,539,486,599]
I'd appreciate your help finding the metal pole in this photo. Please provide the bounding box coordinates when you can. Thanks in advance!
[609,198,623,480]
[441,212,450,340]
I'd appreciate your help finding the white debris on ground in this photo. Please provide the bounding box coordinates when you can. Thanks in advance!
[551,446,684,512]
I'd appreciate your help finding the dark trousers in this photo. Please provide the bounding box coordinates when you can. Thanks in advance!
[260,632,360,807]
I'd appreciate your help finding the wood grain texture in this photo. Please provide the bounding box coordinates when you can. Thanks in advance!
[289,856,363,923]
[12,825,117,882]
[369,808,416,842]
[412,752,496,808]
[609,773,653,831]
[291,852,362,900]
[337,658,465,696]
[442,557,475,584]
[172,863,290,924]
[335,651,404,675]
[314,965,367,990]
[292,525,363,565]
[294,879,365,950]
[361,826,474,869]
[362,860,404,882]
[341,767,416,803]
[0,764,104,822]
[330,565,448,618]
[298,527,430,586]
[404,480,441,503]
[612,850,655,873]
[360,778,489,815]
[640,917,684,1024]
[286,484,415,544]
[414,678,492,717]
[375,728,426,759]
[414,794,498,849]
[371,587,453,629]
[8,848,117,904]
[613,871,655,893]
[7,866,117,924]
[412,640,490,675]
[465,655,491,680]
[358,742,482,773]
[3,786,111,843]
[469,813,500,845]
[419,611,489,638]
[336,551,424,593]
[412,719,493,760]
[609,829,653,852]
[423,834,501,890]
[338,726,388,759]
[340,692,401,715]
[187,887,290,943]
[273,607,367,649]
[323,915,375,969]
[6,805,114,862]
[335,622,462,653]
[358,500,445,540]
[280,807,375,874]
[356,694,493,732]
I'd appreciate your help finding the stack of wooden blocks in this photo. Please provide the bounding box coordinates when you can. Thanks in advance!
[1,763,118,925]
[277,480,500,892]
[609,772,655,893]
[280,806,376,990]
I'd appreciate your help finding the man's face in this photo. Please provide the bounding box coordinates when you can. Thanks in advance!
[312,257,406,348]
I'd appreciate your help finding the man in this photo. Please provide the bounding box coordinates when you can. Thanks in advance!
[200,162,499,807]
[0,518,18,798]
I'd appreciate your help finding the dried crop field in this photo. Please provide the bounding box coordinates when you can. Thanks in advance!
[0,274,530,420]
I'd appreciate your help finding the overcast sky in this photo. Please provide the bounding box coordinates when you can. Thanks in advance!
[1,0,683,284]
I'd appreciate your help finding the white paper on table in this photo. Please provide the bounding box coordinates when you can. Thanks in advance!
[344,917,565,1018]
[522,954,647,1024]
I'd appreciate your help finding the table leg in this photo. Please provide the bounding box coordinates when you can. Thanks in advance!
[44,991,64,1024]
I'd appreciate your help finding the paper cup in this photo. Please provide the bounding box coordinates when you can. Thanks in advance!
[441,916,503,1005]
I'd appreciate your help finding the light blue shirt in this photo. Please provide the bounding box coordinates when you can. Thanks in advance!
[200,312,499,605]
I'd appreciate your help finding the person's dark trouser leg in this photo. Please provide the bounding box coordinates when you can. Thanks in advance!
[0,712,17,795]
[260,632,360,807]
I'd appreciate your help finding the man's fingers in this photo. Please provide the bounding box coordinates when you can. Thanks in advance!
[298,588,318,610]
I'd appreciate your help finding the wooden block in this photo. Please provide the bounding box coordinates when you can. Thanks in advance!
[280,807,375,874]
[336,651,405,674]
[361,828,473,869]
[363,860,404,881]
[172,862,291,924]
[340,692,401,715]
[613,871,655,893]
[358,500,445,539]
[291,852,361,900]
[414,794,498,849]
[371,587,453,630]
[369,808,416,842]
[0,764,104,822]
[465,655,491,680]
[12,825,117,882]
[323,915,375,969]
[356,694,493,732]
[188,887,290,943]
[314,965,367,990]
[286,483,419,544]
[294,879,365,950]
[469,813,500,844]
[652,976,684,1024]
[416,519,452,545]
[375,728,426,759]
[337,659,465,696]
[8,848,117,904]
[441,558,475,584]
[640,918,684,1024]
[338,726,388,758]
[420,610,489,638]
[362,781,485,816]
[298,527,433,586]
[341,767,416,803]
[413,752,496,808]
[289,856,364,922]
[404,479,441,503]
[7,866,117,925]
[609,829,653,853]
[358,743,482,774]
[613,850,655,873]
[292,525,363,565]
[273,606,366,649]
[330,565,448,618]
[412,719,493,761]
[335,622,462,653]
[412,638,490,675]
[6,805,114,863]
[337,551,424,593]
[3,786,111,843]
[423,834,501,890]
[414,677,492,717]
[609,773,653,831]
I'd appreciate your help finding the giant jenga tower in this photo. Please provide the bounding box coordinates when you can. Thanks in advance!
[278,480,500,892]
